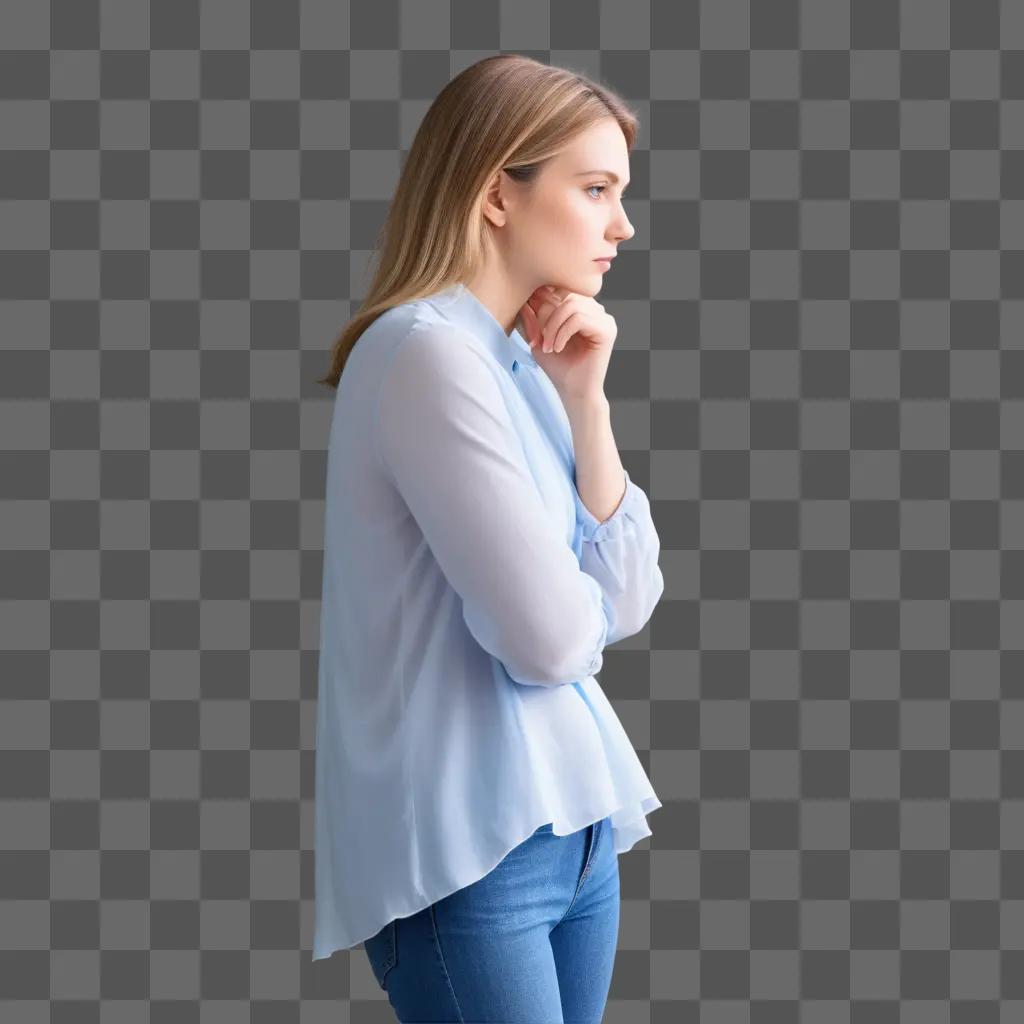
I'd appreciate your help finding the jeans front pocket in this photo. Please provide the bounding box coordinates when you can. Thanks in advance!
[362,918,397,990]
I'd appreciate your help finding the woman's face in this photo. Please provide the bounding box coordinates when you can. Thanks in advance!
[492,119,635,297]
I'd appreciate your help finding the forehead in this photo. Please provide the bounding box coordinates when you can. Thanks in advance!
[551,121,630,180]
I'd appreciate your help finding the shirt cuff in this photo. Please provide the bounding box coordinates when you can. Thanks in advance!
[574,468,646,545]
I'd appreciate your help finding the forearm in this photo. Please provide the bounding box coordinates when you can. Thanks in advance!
[563,393,628,525]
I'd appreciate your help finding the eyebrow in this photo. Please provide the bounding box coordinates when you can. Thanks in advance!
[575,169,630,186]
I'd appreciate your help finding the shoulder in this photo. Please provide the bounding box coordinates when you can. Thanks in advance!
[382,315,498,393]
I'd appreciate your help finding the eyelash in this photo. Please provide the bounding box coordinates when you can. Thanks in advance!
[586,183,627,201]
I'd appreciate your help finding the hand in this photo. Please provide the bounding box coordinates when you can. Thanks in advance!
[517,285,617,403]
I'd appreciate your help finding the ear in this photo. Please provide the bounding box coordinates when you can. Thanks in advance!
[480,169,510,229]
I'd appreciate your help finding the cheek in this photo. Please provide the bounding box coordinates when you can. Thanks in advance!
[521,204,571,254]
[517,198,595,276]
[543,197,598,244]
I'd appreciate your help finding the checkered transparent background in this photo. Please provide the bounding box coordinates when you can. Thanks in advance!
[3,0,1024,1021]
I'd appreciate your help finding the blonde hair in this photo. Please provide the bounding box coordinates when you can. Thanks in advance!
[316,53,639,389]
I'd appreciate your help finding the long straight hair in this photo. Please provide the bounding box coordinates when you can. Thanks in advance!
[316,54,639,390]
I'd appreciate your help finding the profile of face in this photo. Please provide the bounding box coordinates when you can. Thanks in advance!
[481,117,635,299]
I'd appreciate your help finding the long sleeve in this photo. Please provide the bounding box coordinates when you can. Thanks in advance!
[375,325,612,688]
[572,467,664,647]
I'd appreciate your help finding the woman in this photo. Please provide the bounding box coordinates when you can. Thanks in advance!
[312,54,665,1023]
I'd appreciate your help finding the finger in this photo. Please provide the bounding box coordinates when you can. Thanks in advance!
[533,284,566,306]
[520,301,541,347]
[554,311,583,352]
[541,296,581,350]
[518,301,534,344]
[525,295,551,335]
[542,305,571,352]
[527,291,550,317]
[527,293,556,336]
[551,311,571,352]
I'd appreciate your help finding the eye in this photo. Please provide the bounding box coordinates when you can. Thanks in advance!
[585,184,608,199]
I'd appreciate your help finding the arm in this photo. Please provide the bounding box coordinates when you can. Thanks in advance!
[376,326,611,688]
[565,395,665,646]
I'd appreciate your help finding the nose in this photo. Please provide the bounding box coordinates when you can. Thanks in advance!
[613,215,634,244]
[613,202,634,242]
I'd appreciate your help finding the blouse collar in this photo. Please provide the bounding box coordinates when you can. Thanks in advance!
[429,283,537,375]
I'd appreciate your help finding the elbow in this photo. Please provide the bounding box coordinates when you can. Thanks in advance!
[525,609,607,687]
[499,606,606,688]
[461,574,610,688]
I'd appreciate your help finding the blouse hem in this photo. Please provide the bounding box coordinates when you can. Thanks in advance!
[310,793,663,961]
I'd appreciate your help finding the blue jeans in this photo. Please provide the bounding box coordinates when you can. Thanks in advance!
[362,814,619,1023]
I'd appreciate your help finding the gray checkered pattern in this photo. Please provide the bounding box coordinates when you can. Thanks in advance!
[2,0,1024,1021]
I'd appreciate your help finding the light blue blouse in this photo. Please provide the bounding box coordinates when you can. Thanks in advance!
[312,282,665,959]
